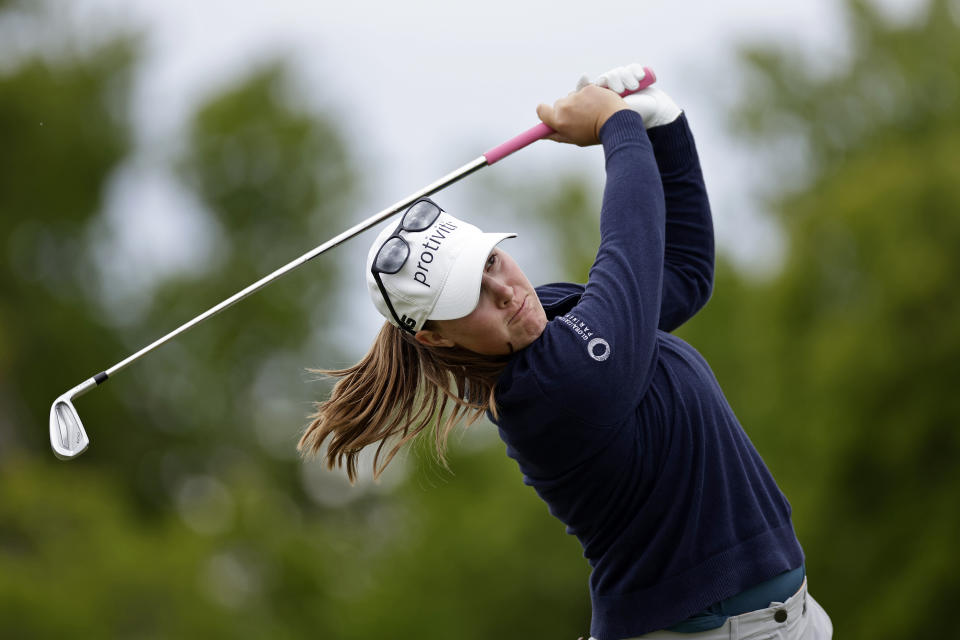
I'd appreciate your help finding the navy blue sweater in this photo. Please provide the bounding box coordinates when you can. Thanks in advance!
[490,111,803,639]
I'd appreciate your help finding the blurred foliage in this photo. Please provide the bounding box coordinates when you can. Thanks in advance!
[2,0,958,638]
[0,3,589,638]
[0,37,134,454]
[677,1,960,638]
[0,443,588,638]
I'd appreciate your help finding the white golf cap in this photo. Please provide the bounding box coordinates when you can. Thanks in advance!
[366,199,516,333]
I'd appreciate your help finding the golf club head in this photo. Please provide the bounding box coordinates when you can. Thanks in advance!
[50,395,89,459]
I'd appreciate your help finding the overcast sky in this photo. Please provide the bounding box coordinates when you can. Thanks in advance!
[38,0,923,346]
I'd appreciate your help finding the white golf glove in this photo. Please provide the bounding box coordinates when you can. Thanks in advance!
[576,63,682,129]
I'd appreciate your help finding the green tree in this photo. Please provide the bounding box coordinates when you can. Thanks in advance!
[678,1,960,637]
[0,6,594,637]
[0,37,134,459]
[11,0,956,637]
[0,6,368,636]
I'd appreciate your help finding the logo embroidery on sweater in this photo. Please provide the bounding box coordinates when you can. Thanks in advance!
[587,338,611,362]
[558,314,611,362]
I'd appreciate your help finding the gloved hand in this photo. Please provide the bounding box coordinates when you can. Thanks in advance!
[576,63,681,129]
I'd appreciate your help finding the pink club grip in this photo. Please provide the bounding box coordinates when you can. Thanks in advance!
[483,67,657,165]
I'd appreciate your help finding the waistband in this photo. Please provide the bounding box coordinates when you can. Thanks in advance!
[668,565,806,633]
[723,576,810,637]
[627,578,811,640]
[717,564,806,618]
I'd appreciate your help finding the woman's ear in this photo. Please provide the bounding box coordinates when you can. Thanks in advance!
[414,328,455,348]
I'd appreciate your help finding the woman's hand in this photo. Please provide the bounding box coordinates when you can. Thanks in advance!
[535,84,629,146]
[577,63,681,129]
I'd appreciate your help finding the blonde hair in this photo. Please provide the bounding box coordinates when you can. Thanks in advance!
[298,322,510,482]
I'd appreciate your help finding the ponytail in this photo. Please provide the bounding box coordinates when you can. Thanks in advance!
[298,322,510,482]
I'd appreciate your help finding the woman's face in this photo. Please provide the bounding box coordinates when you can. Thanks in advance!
[417,248,547,355]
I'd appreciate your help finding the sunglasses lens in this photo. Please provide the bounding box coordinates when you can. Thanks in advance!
[401,201,440,231]
[374,237,409,273]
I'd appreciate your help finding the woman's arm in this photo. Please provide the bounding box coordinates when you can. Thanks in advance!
[530,89,666,424]
[648,114,715,332]
[578,65,715,331]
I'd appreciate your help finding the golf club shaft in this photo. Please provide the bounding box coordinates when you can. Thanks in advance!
[88,156,489,391]
[65,67,658,400]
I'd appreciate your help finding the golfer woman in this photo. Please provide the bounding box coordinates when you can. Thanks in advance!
[299,65,832,640]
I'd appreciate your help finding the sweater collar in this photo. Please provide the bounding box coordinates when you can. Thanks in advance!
[534,282,585,320]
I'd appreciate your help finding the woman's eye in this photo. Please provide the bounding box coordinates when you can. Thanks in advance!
[486,253,497,269]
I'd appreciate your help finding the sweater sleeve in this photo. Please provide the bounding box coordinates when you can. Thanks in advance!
[647,114,715,332]
[514,109,666,426]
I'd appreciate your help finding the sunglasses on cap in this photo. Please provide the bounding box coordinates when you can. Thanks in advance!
[370,198,443,334]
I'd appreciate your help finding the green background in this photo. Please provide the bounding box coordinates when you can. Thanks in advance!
[2,1,958,637]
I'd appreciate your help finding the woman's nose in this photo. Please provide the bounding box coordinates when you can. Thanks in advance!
[483,275,513,307]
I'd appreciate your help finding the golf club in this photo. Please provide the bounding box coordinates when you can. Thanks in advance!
[49,68,657,460]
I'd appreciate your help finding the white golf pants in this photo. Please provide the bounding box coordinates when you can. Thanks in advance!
[592,578,833,640]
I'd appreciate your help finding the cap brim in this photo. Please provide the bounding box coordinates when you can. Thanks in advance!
[428,232,516,321]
